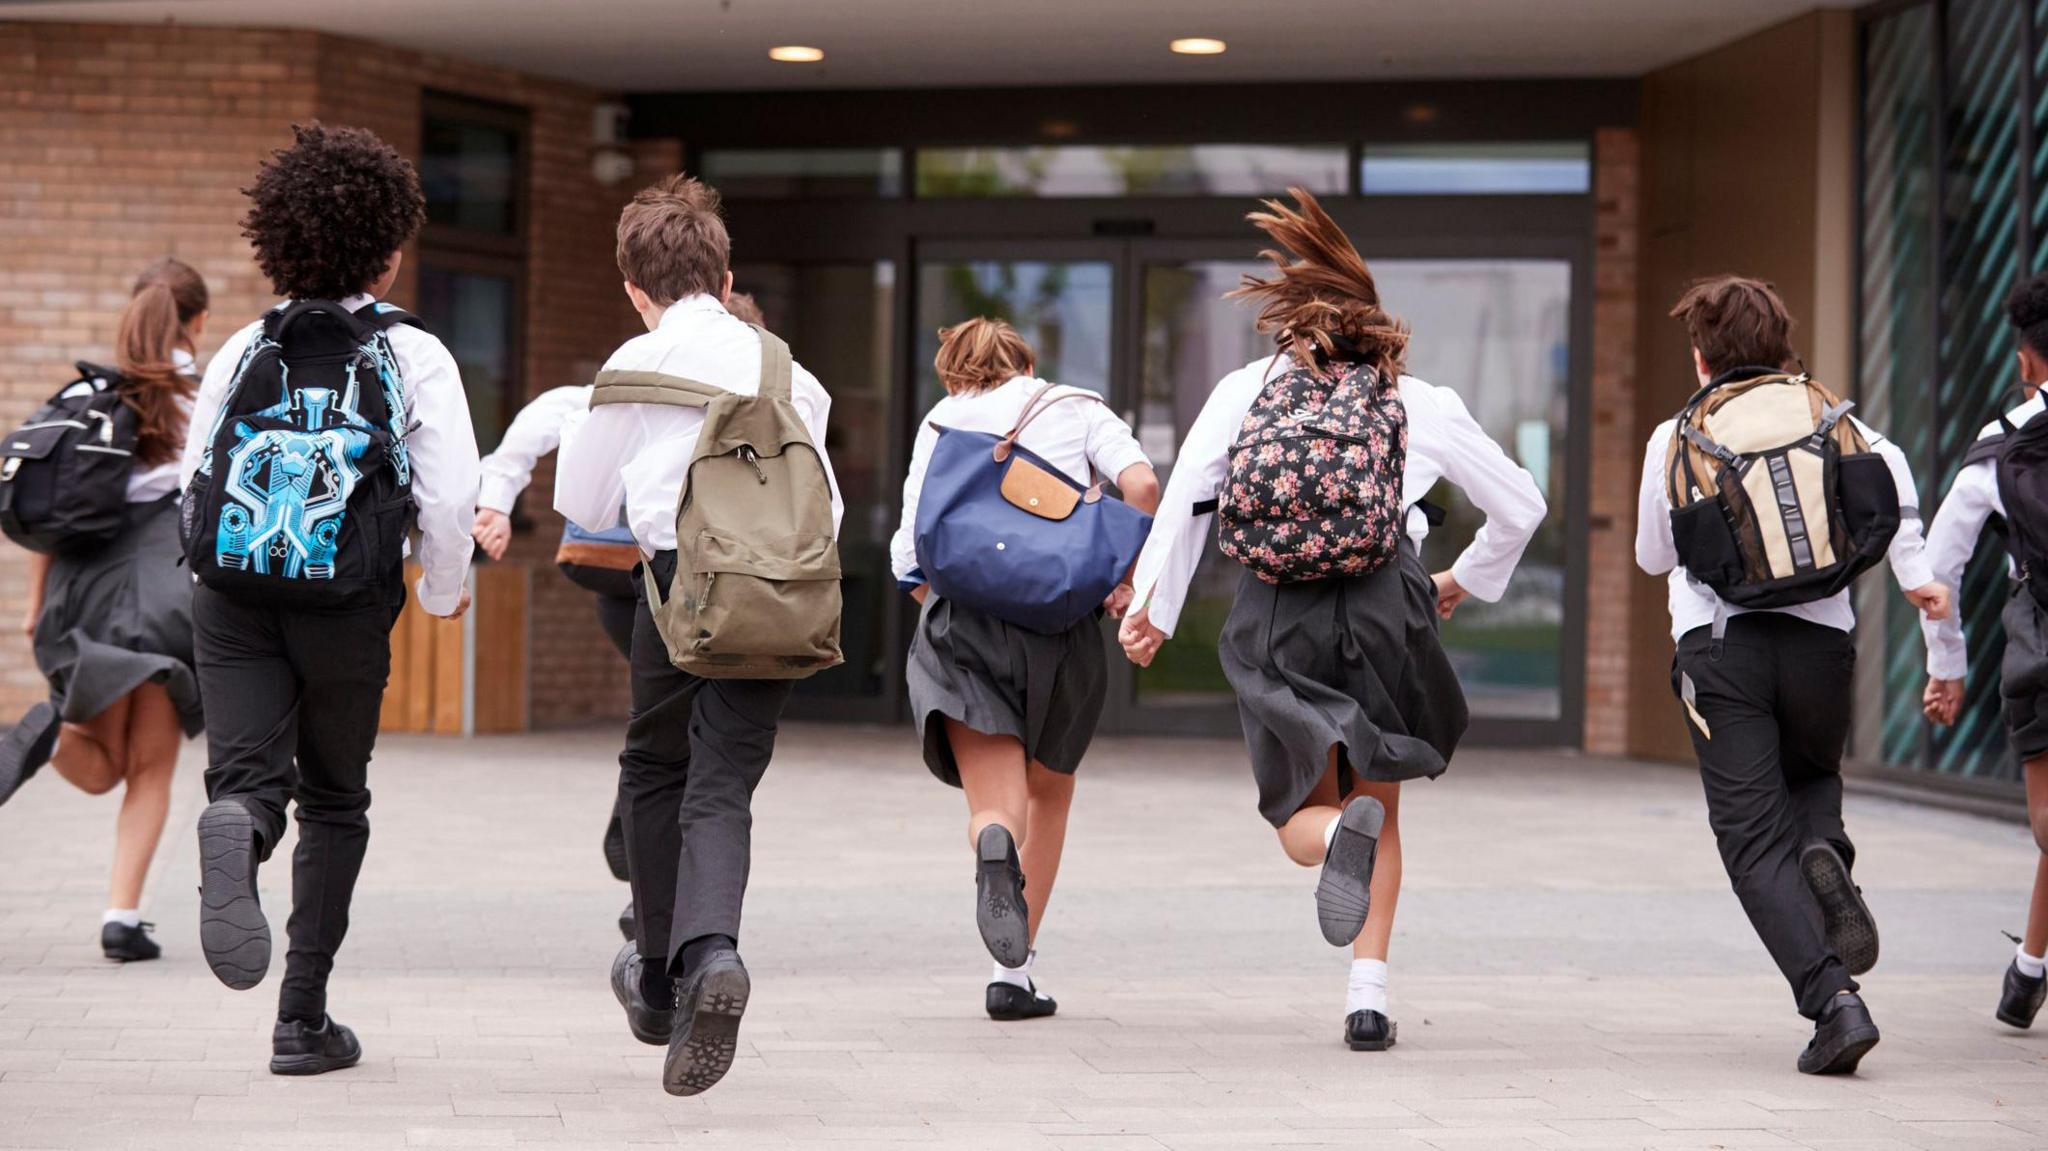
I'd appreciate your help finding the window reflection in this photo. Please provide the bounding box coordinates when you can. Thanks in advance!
[416,268,516,453]
[700,149,903,198]
[917,145,1349,198]
[1362,142,1591,195]
[914,262,1113,412]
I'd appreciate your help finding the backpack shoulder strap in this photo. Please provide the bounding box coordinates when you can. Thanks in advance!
[1964,433,2007,469]
[590,369,726,410]
[269,299,370,346]
[353,301,425,334]
[751,324,793,403]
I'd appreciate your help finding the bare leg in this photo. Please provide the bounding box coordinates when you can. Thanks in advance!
[107,684,180,911]
[2025,757,2048,959]
[949,718,1029,852]
[1019,762,1075,945]
[1348,780,1403,962]
[49,694,132,797]
[1277,748,1344,866]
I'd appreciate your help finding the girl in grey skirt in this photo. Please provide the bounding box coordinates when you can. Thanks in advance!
[891,318,1160,1021]
[1121,189,1546,1051]
[0,259,210,963]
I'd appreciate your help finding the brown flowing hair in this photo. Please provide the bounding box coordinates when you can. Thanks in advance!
[933,317,1035,395]
[1224,187,1409,381]
[115,258,208,467]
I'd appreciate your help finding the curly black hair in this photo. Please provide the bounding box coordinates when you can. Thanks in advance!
[2008,272,2048,358]
[241,122,426,301]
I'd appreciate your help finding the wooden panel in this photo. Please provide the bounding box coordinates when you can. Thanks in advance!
[471,565,530,733]
[431,611,465,735]
[381,575,417,733]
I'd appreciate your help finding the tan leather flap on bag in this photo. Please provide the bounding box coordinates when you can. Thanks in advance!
[1000,455,1090,520]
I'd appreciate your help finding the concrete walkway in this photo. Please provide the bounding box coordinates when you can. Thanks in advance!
[0,724,2043,1150]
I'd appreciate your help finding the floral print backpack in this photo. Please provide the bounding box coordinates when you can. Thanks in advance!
[1218,357,1408,584]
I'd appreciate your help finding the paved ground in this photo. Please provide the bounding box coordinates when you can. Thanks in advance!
[0,723,2044,1150]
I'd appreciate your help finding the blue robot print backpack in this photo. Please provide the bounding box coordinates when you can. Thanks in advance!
[181,299,420,609]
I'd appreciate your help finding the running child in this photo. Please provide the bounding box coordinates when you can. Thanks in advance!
[1118,188,1546,1051]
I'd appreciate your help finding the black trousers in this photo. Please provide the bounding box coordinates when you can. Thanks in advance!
[1673,613,1859,1019]
[594,591,636,661]
[619,556,792,976]
[192,586,397,1022]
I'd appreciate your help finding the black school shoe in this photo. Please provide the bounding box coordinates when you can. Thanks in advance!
[985,980,1057,1021]
[1316,796,1386,947]
[974,824,1031,968]
[619,899,636,942]
[1997,958,2047,1029]
[100,920,159,962]
[1800,841,1878,976]
[1798,991,1880,1075]
[662,947,751,1096]
[196,798,270,990]
[0,702,59,807]
[1344,1009,1398,1052]
[610,941,674,1046]
[603,813,630,883]
[270,1015,362,1076]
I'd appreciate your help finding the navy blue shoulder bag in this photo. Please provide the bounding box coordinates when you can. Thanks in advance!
[913,383,1153,634]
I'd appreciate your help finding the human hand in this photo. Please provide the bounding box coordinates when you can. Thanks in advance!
[1103,582,1135,619]
[1905,581,1952,621]
[472,509,511,561]
[436,587,473,621]
[1923,677,1964,726]
[1118,605,1167,667]
[1431,571,1469,620]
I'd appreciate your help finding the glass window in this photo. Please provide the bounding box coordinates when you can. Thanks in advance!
[1134,258,1572,721]
[916,145,1349,198]
[914,261,1113,411]
[422,116,521,235]
[700,149,903,198]
[416,268,517,452]
[1361,142,1590,195]
[733,262,897,701]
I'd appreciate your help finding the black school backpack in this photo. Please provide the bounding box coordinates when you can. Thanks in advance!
[1971,402,2048,605]
[0,363,141,555]
[180,300,421,609]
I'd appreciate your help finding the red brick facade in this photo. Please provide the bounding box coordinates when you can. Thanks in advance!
[0,21,641,727]
[1585,127,1641,756]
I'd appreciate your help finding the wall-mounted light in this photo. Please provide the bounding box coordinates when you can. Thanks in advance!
[768,45,825,62]
[1169,37,1226,55]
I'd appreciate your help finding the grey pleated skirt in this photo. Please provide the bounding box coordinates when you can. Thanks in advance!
[1221,542,1467,827]
[2001,585,2048,760]
[907,594,1108,787]
[30,495,203,736]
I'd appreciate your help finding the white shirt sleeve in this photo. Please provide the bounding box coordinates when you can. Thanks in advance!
[1419,386,1547,603]
[1635,424,1678,577]
[477,386,591,514]
[890,416,943,586]
[1081,396,1151,482]
[1921,458,1998,680]
[1856,418,1936,593]
[1128,367,1263,638]
[554,401,644,537]
[789,364,845,538]
[178,322,259,490]
[396,332,481,616]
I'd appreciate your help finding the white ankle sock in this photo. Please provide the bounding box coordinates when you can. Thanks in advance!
[102,909,139,928]
[2019,945,2047,979]
[993,949,1035,990]
[1322,814,1341,852]
[1345,958,1389,1016]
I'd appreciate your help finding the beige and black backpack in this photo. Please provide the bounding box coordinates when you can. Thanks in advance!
[1665,371,1900,609]
[590,325,843,679]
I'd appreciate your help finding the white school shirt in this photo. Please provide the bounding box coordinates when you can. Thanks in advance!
[1127,355,1548,639]
[888,375,1152,586]
[1635,416,1934,642]
[478,385,591,514]
[554,294,843,553]
[1920,392,2046,679]
[179,294,482,616]
[125,348,197,502]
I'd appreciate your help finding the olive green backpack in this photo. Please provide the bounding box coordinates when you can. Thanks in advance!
[589,325,843,679]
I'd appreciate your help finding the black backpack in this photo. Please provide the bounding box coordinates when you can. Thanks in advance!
[1972,401,2048,606]
[0,363,141,555]
[180,300,421,609]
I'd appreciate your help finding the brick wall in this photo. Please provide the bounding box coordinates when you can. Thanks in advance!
[0,22,641,728]
[1583,127,1640,756]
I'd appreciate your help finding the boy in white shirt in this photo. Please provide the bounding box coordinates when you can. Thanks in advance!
[555,177,839,1096]
[1636,275,1947,1075]
[180,124,480,1076]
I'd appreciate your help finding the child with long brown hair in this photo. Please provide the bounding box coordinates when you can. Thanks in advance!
[1120,189,1545,1050]
[1,257,211,962]
[892,317,1160,1020]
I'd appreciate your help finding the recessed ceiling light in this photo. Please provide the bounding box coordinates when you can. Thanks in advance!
[768,45,824,63]
[1170,37,1227,55]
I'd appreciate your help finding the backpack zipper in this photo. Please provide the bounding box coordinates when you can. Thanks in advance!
[738,446,768,484]
[1231,427,1385,453]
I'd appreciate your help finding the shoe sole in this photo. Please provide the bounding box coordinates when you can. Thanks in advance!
[1996,1006,2037,1029]
[603,815,630,882]
[1346,1021,1398,1052]
[0,702,55,807]
[974,825,1030,968]
[1801,845,1878,976]
[102,947,160,963]
[197,801,269,990]
[1799,1025,1879,1075]
[610,943,672,1046]
[663,960,750,1096]
[269,1048,362,1076]
[1316,798,1384,947]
